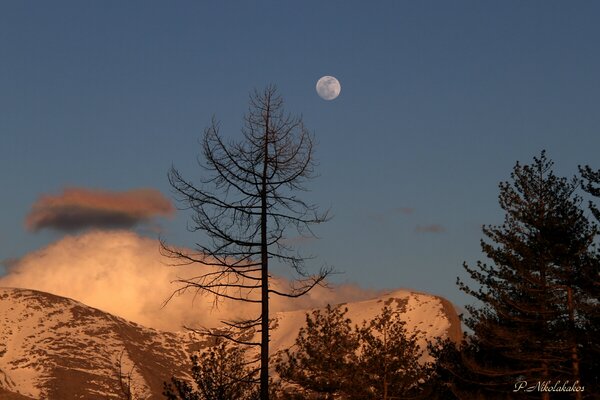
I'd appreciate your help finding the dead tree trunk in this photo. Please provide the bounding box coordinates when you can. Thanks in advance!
[162,86,332,400]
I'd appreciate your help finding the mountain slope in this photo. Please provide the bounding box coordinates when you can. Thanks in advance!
[270,289,461,363]
[0,287,460,399]
[0,288,193,400]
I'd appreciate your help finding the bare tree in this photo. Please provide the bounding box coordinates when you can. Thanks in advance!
[161,86,331,400]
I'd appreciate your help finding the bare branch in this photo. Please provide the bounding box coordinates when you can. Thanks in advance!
[162,86,332,400]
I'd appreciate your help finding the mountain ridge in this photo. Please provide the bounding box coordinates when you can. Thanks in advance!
[0,288,193,399]
[0,287,460,399]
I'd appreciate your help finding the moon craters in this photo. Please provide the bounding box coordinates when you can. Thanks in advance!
[316,76,341,100]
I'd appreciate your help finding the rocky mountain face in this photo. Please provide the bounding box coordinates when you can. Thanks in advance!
[0,287,460,399]
[0,288,195,400]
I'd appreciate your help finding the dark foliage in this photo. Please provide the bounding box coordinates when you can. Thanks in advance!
[579,165,600,222]
[275,305,359,399]
[354,304,426,399]
[163,340,259,400]
[577,164,600,394]
[445,151,599,399]
[276,303,428,400]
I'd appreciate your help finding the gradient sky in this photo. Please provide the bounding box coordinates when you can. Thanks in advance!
[2,1,599,309]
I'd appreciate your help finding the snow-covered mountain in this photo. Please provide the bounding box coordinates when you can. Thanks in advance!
[0,287,460,399]
[270,289,462,363]
[0,288,194,400]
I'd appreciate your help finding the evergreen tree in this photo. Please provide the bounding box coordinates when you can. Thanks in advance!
[276,303,429,400]
[163,339,259,400]
[579,165,600,222]
[275,305,359,400]
[456,151,598,399]
[578,164,600,393]
[354,304,425,400]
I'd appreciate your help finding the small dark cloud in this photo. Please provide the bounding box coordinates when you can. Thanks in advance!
[394,207,415,215]
[26,187,174,232]
[368,206,415,222]
[415,224,446,234]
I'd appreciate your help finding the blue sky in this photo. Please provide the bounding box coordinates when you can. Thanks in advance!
[1,1,599,308]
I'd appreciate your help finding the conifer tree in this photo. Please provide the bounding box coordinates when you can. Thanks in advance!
[275,305,359,400]
[579,165,600,222]
[578,164,600,393]
[355,304,425,400]
[276,303,429,400]
[426,338,473,400]
[456,151,597,399]
[163,339,259,400]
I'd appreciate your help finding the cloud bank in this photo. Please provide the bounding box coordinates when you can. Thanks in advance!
[26,188,174,232]
[0,231,378,331]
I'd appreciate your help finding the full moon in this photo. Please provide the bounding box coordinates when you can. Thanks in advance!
[316,76,341,100]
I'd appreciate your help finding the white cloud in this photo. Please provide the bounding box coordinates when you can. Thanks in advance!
[0,230,378,331]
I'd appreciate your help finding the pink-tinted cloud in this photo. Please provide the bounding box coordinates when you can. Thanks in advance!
[394,207,415,215]
[0,231,381,331]
[26,188,174,232]
[415,224,446,234]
